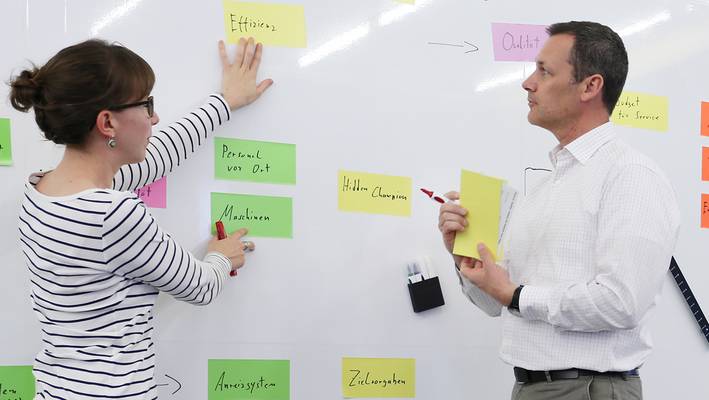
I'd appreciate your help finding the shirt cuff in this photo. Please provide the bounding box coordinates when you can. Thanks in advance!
[204,251,233,276]
[456,267,475,290]
[519,285,553,321]
[208,93,232,124]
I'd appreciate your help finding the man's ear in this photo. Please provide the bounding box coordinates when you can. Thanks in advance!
[95,110,116,140]
[580,73,604,103]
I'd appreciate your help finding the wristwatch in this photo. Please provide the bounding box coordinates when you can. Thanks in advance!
[508,285,524,316]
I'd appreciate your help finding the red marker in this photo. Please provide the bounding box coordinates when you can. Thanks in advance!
[215,220,237,277]
[420,188,445,204]
[215,220,227,240]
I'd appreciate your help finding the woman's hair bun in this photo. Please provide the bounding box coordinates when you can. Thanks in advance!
[6,39,155,145]
[9,67,41,112]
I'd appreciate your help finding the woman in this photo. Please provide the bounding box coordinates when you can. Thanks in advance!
[9,37,272,399]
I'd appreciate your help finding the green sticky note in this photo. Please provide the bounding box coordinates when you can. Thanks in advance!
[0,365,35,399]
[0,118,12,166]
[208,359,289,400]
[215,137,296,184]
[211,192,292,238]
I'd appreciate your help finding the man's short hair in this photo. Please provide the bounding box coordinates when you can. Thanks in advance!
[547,21,628,115]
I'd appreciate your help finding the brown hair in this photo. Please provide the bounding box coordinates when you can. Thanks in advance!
[8,39,155,145]
[547,21,628,115]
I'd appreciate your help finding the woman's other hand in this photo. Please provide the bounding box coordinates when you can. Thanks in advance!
[208,227,255,273]
[219,37,273,110]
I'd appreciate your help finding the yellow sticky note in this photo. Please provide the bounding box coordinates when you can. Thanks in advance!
[223,1,306,48]
[338,170,412,217]
[611,91,669,132]
[453,169,503,260]
[395,0,415,4]
[342,358,415,398]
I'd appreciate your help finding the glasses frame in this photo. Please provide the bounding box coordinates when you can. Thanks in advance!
[107,96,154,118]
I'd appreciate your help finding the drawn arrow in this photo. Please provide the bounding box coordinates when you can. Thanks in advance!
[427,41,479,53]
[156,374,182,395]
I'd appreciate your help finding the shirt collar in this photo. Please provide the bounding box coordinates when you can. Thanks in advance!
[549,122,615,166]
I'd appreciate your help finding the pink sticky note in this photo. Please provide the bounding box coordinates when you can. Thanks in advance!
[491,23,549,62]
[135,177,167,208]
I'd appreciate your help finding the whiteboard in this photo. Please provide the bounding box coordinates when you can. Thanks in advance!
[1,0,708,399]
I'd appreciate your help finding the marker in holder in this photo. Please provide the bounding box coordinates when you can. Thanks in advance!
[408,277,445,313]
[406,257,444,313]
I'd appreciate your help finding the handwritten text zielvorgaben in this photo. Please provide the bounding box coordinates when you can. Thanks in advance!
[348,369,406,388]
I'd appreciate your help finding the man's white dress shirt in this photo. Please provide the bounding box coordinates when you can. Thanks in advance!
[458,122,680,372]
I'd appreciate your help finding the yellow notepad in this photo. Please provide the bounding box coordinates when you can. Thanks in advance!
[453,169,504,260]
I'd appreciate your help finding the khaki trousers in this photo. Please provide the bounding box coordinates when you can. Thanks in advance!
[511,375,642,400]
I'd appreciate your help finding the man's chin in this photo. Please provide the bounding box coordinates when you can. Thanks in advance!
[527,113,539,126]
[527,113,548,129]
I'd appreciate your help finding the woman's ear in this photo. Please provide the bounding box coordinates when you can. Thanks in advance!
[95,110,116,140]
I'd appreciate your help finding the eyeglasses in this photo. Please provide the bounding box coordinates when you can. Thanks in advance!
[108,96,154,118]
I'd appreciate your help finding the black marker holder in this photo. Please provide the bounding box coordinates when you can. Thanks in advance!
[408,277,445,313]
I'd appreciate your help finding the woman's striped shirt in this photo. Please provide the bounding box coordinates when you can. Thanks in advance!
[20,94,232,400]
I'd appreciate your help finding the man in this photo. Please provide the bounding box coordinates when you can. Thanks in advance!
[438,21,679,399]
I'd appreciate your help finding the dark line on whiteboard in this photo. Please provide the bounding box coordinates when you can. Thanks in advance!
[428,42,464,47]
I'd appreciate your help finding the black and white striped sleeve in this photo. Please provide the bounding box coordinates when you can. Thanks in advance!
[101,192,232,305]
[113,94,231,192]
